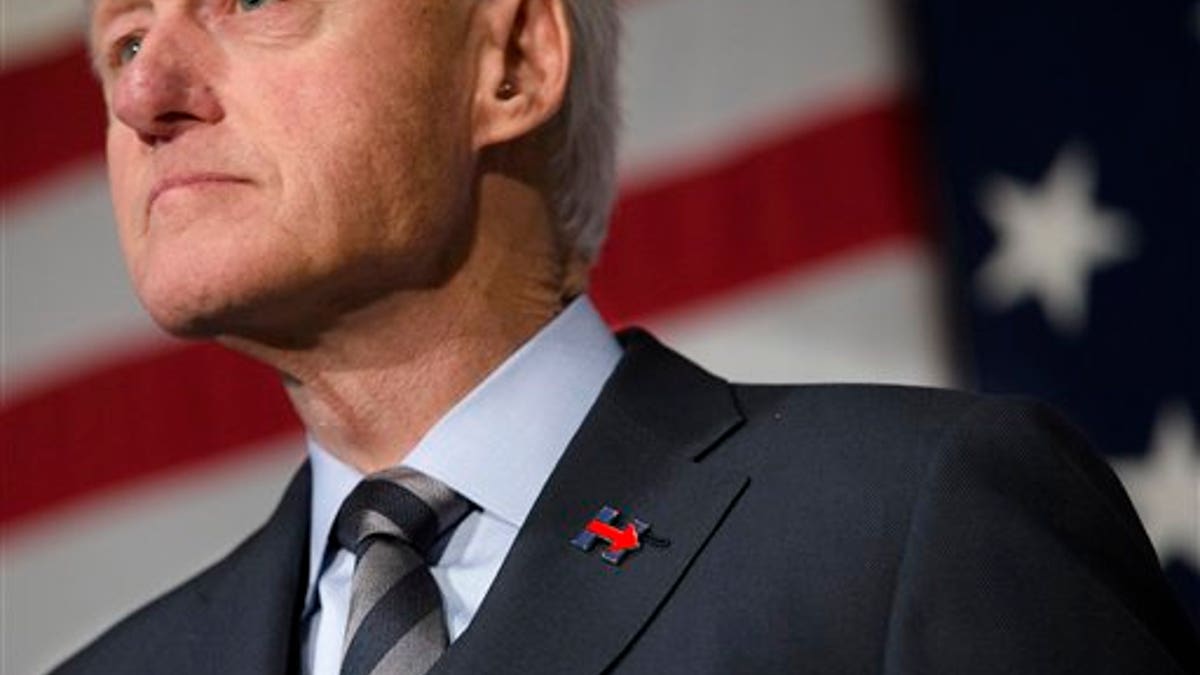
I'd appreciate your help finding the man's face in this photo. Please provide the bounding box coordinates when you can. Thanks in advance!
[91,0,478,337]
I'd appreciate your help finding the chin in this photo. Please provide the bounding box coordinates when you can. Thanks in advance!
[132,258,279,339]
[134,260,356,348]
[129,224,309,339]
[138,282,244,339]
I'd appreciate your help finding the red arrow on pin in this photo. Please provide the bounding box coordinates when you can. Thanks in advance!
[585,519,641,553]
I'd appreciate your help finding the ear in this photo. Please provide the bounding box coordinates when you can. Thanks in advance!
[470,0,572,150]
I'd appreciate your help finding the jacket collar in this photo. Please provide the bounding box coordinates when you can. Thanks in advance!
[430,329,748,674]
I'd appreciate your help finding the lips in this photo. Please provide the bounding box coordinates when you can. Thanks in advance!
[147,173,252,213]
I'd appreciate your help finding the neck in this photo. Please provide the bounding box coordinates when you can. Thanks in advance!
[221,174,574,474]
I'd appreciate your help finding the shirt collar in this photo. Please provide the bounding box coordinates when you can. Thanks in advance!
[305,295,621,587]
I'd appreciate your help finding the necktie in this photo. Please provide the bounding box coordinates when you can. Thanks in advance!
[333,467,469,675]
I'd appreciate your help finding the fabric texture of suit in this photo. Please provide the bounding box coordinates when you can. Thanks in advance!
[54,330,1200,674]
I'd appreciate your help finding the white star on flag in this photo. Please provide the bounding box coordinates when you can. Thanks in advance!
[1115,402,1200,568]
[975,144,1138,336]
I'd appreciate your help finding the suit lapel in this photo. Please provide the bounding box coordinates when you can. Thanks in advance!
[193,462,311,675]
[432,331,748,675]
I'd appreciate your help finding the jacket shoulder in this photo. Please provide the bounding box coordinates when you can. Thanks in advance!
[50,463,311,675]
[724,382,1150,551]
[50,530,262,674]
[729,382,1113,484]
[721,382,1051,477]
[718,382,1198,672]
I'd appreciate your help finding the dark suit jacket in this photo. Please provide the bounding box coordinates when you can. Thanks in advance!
[54,331,1199,674]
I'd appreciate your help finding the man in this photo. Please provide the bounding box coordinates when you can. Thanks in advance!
[59,0,1198,673]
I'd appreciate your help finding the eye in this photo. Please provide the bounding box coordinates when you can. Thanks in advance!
[237,0,277,10]
[113,34,144,68]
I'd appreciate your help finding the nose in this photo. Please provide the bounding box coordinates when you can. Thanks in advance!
[110,20,224,146]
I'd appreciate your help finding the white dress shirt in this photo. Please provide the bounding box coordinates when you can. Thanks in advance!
[300,296,622,675]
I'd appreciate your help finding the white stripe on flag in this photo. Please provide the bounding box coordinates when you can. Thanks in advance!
[647,241,952,387]
[621,0,900,181]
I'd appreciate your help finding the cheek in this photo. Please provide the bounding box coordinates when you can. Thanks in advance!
[261,61,468,240]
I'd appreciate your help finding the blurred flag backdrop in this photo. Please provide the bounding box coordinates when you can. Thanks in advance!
[2,1,1196,672]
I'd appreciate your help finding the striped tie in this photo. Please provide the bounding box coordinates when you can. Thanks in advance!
[333,467,469,675]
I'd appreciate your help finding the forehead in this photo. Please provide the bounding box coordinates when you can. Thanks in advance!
[89,0,145,18]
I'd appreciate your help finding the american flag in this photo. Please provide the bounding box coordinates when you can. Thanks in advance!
[912,0,1200,629]
[2,1,1195,672]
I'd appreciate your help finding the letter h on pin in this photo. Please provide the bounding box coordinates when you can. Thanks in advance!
[570,505,650,566]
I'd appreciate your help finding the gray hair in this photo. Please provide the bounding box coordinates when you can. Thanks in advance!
[551,0,621,261]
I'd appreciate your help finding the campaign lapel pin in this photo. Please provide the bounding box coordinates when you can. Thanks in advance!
[570,505,667,565]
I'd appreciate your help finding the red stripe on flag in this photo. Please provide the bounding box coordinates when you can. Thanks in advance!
[1,344,301,530]
[2,98,929,528]
[0,42,107,199]
[592,100,929,324]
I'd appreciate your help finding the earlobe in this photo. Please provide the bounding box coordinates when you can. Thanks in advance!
[471,0,571,151]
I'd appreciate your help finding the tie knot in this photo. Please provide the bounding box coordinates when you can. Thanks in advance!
[334,467,469,558]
